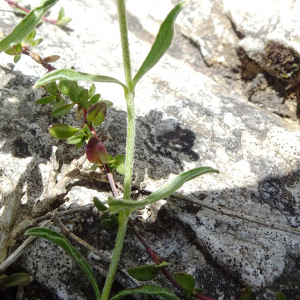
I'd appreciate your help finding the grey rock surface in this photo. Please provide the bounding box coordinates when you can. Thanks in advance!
[0,0,300,299]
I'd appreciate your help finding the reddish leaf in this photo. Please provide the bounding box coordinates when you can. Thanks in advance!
[86,137,109,164]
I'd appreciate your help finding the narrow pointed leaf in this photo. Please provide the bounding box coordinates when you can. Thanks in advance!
[89,83,96,98]
[36,95,56,104]
[49,124,78,139]
[0,0,59,53]
[57,7,65,20]
[132,2,186,87]
[0,273,31,288]
[94,197,108,212]
[51,103,74,117]
[108,166,219,214]
[128,261,169,281]
[33,69,129,94]
[110,285,179,300]
[25,228,100,300]
[174,273,195,291]
[69,84,79,103]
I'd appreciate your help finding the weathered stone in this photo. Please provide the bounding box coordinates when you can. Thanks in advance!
[0,1,300,300]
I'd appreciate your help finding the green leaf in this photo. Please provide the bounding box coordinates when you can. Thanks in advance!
[114,154,125,175]
[46,83,58,96]
[49,124,79,139]
[56,16,72,27]
[0,273,31,288]
[89,83,96,98]
[59,80,78,95]
[31,38,43,47]
[15,43,22,53]
[25,30,36,42]
[57,6,65,20]
[33,69,129,95]
[90,94,101,104]
[276,292,286,300]
[51,81,58,90]
[4,48,16,55]
[132,2,186,87]
[36,95,56,104]
[108,166,219,214]
[102,214,119,228]
[100,100,113,107]
[110,285,179,300]
[93,197,108,212]
[0,0,59,53]
[235,287,252,300]
[66,135,83,145]
[13,54,21,63]
[69,84,80,103]
[76,139,85,149]
[52,95,64,110]
[174,273,195,291]
[87,102,107,126]
[79,89,89,103]
[25,228,100,300]
[51,103,74,117]
[128,261,169,281]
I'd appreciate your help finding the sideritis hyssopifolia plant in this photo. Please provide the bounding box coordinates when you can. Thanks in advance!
[0,0,229,299]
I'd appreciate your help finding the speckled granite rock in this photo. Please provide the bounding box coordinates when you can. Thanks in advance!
[0,1,300,299]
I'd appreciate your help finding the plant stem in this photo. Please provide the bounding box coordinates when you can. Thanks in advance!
[117,0,133,91]
[117,0,135,200]
[100,1,135,298]
[100,212,129,300]
[123,92,135,200]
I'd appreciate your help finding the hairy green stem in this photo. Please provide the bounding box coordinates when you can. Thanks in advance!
[100,1,135,298]
[123,92,135,200]
[100,212,129,300]
[117,0,133,91]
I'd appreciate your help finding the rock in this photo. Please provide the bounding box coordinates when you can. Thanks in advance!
[0,0,300,300]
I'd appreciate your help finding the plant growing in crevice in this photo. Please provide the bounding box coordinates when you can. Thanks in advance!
[0,1,261,299]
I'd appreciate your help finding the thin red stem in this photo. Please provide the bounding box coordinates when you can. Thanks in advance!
[5,0,57,25]
[127,219,217,300]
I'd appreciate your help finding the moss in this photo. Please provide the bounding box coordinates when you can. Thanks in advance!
[265,41,300,79]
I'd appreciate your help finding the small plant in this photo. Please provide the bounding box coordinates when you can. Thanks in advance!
[0,1,241,299]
